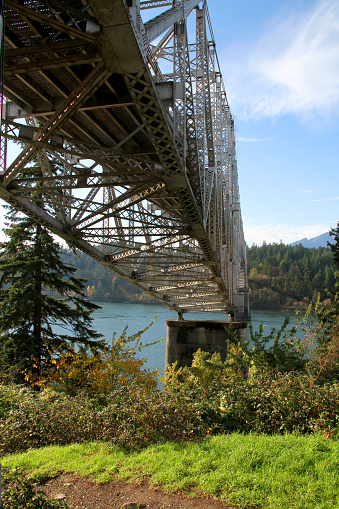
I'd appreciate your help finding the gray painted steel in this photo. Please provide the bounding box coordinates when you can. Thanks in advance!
[0,0,250,321]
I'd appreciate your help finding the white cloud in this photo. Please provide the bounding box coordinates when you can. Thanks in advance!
[237,137,273,143]
[243,220,330,246]
[222,0,339,122]
[308,196,339,202]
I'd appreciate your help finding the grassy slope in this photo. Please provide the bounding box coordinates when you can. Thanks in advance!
[2,434,339,509]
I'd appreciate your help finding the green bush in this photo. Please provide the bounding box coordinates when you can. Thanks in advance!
[2,355,339,456]
[219,371,339,434]
[0,387,100,454]
[97,385,214,449]
[1,469,69,508]
[164,348,339,437]
[0,383,211,454]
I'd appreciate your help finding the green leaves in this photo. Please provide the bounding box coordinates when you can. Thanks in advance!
[1,469,70,509]
[247,242,335,309]
[329,222,339,269]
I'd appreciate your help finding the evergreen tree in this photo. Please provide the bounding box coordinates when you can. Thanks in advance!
[317,223,339,340]
[0,208,104,383]
[247,242,335,309]
[329,222,339,268]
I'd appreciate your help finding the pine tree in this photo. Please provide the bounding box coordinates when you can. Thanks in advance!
[329,222,339,268]
[0,208,104,383]
[317,222,339,341]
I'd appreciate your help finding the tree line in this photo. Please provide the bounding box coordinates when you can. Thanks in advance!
[247,242,335,310]
[60,242,336,311]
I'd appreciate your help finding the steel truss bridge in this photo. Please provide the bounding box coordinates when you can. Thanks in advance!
[0,0,250,321]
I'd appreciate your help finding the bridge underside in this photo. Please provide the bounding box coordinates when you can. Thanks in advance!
[0,0,250,320]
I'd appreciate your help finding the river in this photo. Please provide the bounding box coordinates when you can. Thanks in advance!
[89,303,298,373]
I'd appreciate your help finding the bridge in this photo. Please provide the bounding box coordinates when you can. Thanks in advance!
[0,0,250,322]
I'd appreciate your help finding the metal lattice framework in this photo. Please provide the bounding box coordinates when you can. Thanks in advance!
[0,0,250,320]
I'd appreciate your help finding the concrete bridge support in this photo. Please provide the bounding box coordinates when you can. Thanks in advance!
[165,320,248,368]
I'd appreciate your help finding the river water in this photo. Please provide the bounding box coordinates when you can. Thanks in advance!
[89,303,298,373]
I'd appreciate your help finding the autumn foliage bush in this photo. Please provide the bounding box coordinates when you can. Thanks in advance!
[44,320,161,399]
[1,298,339,455]
[2,341,339,456]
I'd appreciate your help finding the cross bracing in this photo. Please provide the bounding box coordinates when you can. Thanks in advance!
[0,0,250,320]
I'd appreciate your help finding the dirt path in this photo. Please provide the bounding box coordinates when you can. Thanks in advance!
[41,474,241,509]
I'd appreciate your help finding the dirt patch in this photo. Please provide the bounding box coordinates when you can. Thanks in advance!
[40,474,239,509]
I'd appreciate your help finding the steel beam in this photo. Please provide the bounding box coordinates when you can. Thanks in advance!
[145,0,201,42]
[0,0,251,320]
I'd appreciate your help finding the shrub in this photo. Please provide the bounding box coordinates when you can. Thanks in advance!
[44,318,161,399]
[164,346,339,437]
[0,387,100,454]
[165,349,228,399]
[2,303,339,457]
[219,371,339,435]
[1,469,70,508]
[97,384,216,449]
[0,383,211,454]
[2,372,339,456]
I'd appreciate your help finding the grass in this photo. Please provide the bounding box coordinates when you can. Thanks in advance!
[2,433,339,509]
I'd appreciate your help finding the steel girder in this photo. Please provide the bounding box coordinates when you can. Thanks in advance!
[0,0,250,320]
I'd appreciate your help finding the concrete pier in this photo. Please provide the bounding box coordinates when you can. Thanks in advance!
[165,320,248,368]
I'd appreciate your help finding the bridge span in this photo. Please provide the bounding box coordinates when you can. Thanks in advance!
[0,0,250,321]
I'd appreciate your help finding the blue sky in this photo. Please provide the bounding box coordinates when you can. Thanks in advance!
[206,0,339,245]
[1,0,338,246]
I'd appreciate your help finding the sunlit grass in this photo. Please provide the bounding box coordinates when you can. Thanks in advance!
[126,434,339,508]
[1,442,125,483]
[2,434,339,508]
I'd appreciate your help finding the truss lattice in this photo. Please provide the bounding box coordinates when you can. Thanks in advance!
[0,0,250,320]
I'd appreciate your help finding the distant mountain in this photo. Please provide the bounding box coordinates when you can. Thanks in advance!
[290,232,333,248]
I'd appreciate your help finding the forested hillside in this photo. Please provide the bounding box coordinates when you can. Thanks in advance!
[60,249,157,304]
[247,243,335,310]
[61,243,335,311]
